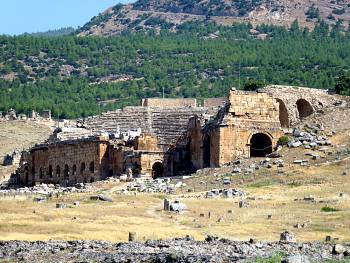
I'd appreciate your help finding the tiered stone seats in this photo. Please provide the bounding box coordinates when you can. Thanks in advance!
[85,106,218,149]
[85,107,151,133]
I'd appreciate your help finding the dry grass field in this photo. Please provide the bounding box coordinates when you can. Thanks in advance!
[0,120,52,181]
[0,156,349,243]
[0,120,52,157]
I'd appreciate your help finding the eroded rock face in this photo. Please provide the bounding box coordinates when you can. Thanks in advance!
[0,239,347,262]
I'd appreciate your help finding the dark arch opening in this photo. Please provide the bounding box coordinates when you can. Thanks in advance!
[64,164,69,179]
[56,165,61,177]
[152,162,163,179]
[72,165,77,176]
[89,161,95,173]
[48,165,53,178]
[250,133,273,157]
[80,162,86,174]
[296,99,314,119]
[203,134,211,168]
[276,99,289,128]
[39,168,43,180]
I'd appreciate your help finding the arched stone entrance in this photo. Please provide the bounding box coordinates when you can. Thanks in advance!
[250,133,273,157]
[152,162,163,179]
[276,99,289,128]
[296,99,314,119]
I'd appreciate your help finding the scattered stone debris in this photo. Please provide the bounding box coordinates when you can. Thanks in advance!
[164,198,187,213]
[280,231,296,243]
[56,203,66,209]
[90,194,113,202]
[0,239,348,262]
[239,200,249,208]
[0,183,95,196]
[205,188,245,199]
[333,244,346,255]
[289,128,332,151]
[303,195,315,202]
[121,178,181,194]
[282,255,310,263]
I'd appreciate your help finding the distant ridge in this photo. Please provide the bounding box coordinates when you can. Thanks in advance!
[21,27,76,37]
[77,0,350,36]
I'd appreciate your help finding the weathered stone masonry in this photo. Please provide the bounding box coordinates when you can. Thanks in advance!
[187,89,284,169]
[19,137,110,186]
[16,87,340,186]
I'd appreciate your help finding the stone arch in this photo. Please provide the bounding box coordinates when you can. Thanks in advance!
[249,133,273,157]
[276,98,289,128]
[203,134,211,168]
[296,99,314,119]
[152,162,163,179]
[89,161,95,173]
[72,165,77,176]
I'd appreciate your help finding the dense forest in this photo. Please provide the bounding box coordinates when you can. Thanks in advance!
[0,20,349,118]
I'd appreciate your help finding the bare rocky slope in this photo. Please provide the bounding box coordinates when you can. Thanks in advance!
[78,0,350,36]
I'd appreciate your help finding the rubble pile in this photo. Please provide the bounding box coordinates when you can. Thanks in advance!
[205,188,245,198]
[288,128,332,150]
[0,183,95,196]
[120,178,184,194]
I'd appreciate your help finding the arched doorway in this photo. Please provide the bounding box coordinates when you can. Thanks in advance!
[250,133,273,157]
[296,99,314,119]
[276,99,289,128]
[203,134,211,168]
[152,162,163,179]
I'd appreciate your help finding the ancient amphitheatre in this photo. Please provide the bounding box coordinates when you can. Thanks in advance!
[0,83,350,261]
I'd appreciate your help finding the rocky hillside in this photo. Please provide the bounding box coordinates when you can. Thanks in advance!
[78,0,350,36]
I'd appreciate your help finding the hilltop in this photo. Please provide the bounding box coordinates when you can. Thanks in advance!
[77,0,350,36]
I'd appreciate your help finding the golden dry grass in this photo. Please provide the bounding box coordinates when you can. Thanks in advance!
[0,157,349,242]
[0,120,52,157]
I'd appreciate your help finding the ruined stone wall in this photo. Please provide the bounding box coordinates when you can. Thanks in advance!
[262,85,339,126]
[110,147,127,176]
[141,98,197,107]
[139,152,165,178]
[193,90,284,167]
[19,137,110,186]
[187,117,204,169]
[135,134,159,151]
[203,98,227,108]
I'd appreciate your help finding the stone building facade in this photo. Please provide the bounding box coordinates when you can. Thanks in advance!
[18,137,111,186]
[16,86,340,186]
[187,89,284,168]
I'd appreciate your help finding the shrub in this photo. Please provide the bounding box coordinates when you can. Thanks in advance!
[243,79,264,91]
[278,136,289,146]
[321,206,340,212]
